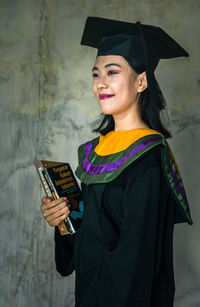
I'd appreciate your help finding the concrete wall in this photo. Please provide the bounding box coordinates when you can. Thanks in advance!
[0,0,199,306]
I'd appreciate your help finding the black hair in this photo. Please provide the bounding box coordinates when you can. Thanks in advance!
[138,88,171,138]
[93,58,171,138]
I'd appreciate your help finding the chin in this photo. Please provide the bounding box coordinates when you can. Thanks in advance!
[99,104,116,115]
[100,108,116,115]
[100,105,124,116]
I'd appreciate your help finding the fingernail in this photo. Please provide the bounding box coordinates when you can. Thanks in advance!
[64,197,67,201]
[45,198,50,203]
[67,210,70,215]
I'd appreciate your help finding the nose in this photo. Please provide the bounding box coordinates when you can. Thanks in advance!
[96,76,108,90]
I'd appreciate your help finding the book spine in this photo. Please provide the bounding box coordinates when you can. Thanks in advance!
[43,169,59,200]
[38,167,52,198]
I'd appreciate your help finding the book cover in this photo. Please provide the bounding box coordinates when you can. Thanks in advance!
[35,160,83,236]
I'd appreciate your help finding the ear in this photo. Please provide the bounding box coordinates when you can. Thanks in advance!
[137,72,148,93]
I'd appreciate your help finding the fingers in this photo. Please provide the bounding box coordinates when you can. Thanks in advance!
[40,196,71,227]
[46,206,71,226]
[41,196,52,203]
[42,200,69,219]
[41,197,68,208]
[48,212,70,227]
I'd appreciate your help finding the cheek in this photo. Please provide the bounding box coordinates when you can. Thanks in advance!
[92,81,97,95]
[110,79,123,93]
[126,79,137,98]
[117,81,131,98]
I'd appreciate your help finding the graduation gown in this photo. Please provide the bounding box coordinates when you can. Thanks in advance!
[54,129,193,307]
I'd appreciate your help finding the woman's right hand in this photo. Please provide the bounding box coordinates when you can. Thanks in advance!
[41,197,71,227]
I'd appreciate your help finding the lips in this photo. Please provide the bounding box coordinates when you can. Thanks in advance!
[99,94,115,100]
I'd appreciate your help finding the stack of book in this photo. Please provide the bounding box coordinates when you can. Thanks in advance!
[35,160,83,235]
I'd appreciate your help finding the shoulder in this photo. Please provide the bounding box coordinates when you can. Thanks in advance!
[77,136,100,162]
[77,136,100,154]
[123,143,162,173]
[118,144,163,184]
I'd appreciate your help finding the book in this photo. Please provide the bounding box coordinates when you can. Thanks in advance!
[35,160,83,235]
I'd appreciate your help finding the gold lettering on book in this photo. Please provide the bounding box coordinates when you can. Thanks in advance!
[60,171,71,178]
[55,176,73,186]
[61,182,76,189]
[53,165,68,173]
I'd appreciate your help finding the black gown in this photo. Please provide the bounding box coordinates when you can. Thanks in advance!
[54,134,192,307]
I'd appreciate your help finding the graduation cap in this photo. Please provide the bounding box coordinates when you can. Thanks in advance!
[81,17,189,111]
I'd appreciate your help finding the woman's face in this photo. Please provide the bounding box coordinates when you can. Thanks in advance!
[92,55,142,116]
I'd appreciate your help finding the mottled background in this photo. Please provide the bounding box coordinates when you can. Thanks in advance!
[0,0,199,306]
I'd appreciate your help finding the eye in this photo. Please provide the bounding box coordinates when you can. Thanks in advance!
[92,72,99,78]
[108,70,120,76]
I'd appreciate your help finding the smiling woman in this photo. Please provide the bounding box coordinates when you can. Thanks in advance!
[40,17,193,307]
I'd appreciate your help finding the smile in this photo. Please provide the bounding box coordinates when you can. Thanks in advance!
[99,94,115,100]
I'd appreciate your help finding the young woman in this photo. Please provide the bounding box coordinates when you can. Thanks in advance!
[41,17,193,307]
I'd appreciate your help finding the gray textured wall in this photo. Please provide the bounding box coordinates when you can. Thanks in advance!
[0,0,199,306]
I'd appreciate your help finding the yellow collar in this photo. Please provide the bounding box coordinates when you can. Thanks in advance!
[95,128,161,156]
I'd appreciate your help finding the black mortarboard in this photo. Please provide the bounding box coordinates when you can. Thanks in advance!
[81,17,189,111]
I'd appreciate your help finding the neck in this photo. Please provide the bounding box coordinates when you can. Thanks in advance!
[113,103,149,131]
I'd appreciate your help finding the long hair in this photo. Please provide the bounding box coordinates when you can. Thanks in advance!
[93,58,171,138]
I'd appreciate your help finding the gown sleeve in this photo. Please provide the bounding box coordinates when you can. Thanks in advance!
[54,181,86,277]
[79,152,175,307]
[54,226,76,276]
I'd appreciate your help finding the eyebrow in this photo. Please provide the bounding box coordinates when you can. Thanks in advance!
[92,63,122,71]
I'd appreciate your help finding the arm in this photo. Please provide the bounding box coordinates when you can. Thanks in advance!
[40,197,74,276]
[80,157,170,306]
[54,227,75,276]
